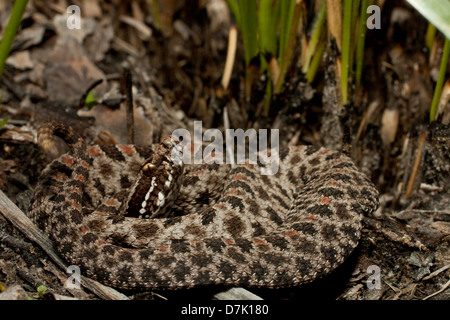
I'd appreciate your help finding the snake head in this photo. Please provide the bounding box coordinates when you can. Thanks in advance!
[126,136,184,219]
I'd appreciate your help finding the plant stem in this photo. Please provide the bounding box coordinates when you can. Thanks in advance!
[150,0,162,31]
[430,37,449,122]
[302,1,326,74]
[0,0,28,79]
[275,0,302,94]
[239,0,258,67]
[348,0,360,74]
[258,0,278,57]
[306,33,326,83]
[425,22,436,51]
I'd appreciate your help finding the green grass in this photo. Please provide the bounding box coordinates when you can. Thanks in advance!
[275,0,302,94]
[0,0,29,79]
[226,0,448,122]
[405,0,449,122]
[355,0,368,87]
[425,23,436,51]
[405,0,450,40]
[429,37,449,122]
[302,1,326,78]
[226,0,304,103]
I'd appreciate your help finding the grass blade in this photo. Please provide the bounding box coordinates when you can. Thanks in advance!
[278,0,297,66]
[302,1,327,74]
[341,0,353,105]
[305,34,326,83]
[258,0,278,57]
[275,0,302,94]
[225,0,241,28]
[425,22,436,51]
[430,37,449,122]
[355,0,368,87]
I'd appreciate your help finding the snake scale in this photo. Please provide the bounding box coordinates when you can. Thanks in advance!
[30,121,379,290]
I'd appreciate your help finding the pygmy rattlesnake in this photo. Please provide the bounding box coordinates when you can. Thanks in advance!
[31,121,379,289]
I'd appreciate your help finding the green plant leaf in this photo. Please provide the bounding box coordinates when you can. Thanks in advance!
[258,0,278,57]
[278,0,296,66]
[238,0,258,66]
[33,285,47,299]
[405,0,450,40]
[0,0,29,79]
[303,1,326,74]
[425,22,436,51]
[226,0,240,28]
[429,38,449,122]
[0,116,9,130]
[84,90,98,109]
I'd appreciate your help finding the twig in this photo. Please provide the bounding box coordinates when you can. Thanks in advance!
[423,279,450,300]
[406,129,427,198]
[0,190,128,300]
[221,25,237,90]
[422,264,450,281]
[122,70,135,144]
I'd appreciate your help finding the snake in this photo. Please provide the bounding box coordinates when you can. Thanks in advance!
[30,121,379,290]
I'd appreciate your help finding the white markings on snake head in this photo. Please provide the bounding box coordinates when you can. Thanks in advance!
[157,191,166,207]
[140,177,157,215]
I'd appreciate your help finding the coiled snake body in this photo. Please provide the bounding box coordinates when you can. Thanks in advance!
[31,121,379,289]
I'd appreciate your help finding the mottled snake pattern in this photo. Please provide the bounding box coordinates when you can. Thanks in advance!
[31,121,379,290]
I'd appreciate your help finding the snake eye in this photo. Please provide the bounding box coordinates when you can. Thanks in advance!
[142,162,156,176]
